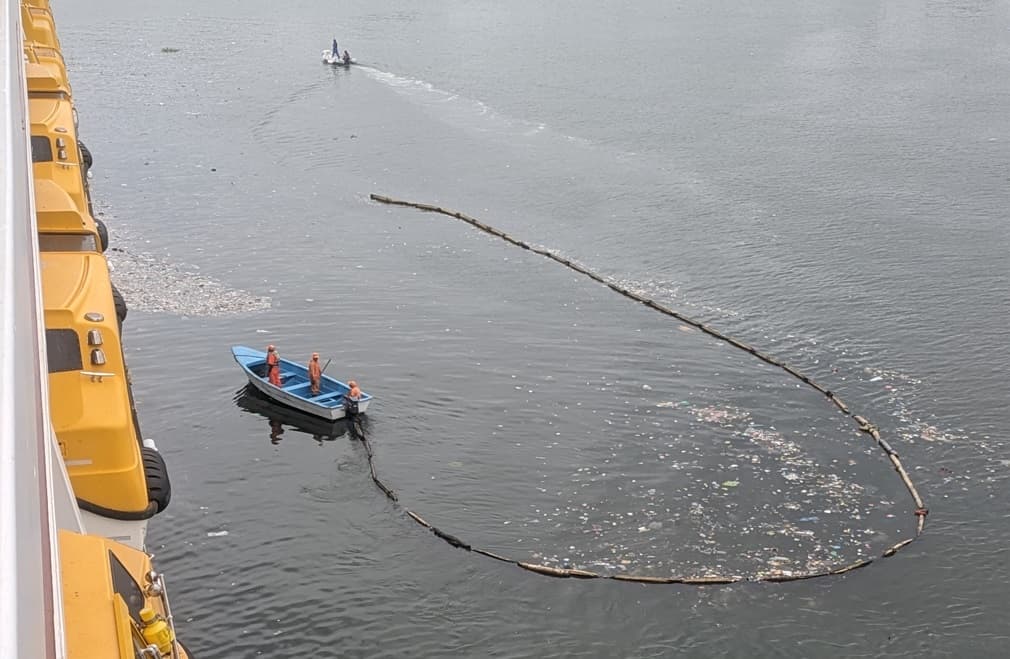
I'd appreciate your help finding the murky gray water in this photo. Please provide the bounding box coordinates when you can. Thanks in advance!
[57,0,1008,656]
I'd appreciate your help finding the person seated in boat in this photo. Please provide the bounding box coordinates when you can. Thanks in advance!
[347,380,362,401]
[342,49,351,64]
[308,352,323,396]
[265,345,281,386]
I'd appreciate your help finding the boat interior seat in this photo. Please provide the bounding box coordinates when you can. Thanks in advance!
[308,391,343,403]
[282,381,311,393]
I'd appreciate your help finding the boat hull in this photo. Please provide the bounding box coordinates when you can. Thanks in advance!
[242,370,370,420]
[77,511,146,553]
[321,50,355,66]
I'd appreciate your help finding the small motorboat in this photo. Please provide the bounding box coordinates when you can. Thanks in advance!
[322,49,356,66]
[231,346,372,421]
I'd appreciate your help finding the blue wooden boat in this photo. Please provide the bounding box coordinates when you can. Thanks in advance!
[231,346,372,421]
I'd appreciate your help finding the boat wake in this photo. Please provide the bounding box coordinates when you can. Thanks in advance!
[362,67,583,145]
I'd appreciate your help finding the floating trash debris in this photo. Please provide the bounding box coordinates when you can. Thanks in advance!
[691,405,751,426]
[108,246,272,317]
[94,203,271,317]
[358,195,929,584]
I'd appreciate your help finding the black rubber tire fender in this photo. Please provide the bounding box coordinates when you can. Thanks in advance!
[111,282,127,326]
[95,217,109,252]
[78,140,93,171]
[142,446,172,513]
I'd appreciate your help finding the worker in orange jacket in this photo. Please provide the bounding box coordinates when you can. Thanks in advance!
[265,345,281,386]
[347,380,362,401]
[308,352,323,395]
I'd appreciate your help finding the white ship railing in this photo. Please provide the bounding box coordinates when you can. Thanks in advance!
[1,1,81,657]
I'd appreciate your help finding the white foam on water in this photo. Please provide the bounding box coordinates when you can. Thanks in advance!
[361,66,590,148]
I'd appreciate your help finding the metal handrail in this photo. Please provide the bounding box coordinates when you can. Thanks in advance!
[79,369,117,381]
[145,569,182,658]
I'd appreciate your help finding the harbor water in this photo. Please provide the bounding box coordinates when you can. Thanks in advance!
[56,0,1008,656]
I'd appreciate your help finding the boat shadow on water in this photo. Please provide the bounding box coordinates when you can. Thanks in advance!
[233,384,356,445]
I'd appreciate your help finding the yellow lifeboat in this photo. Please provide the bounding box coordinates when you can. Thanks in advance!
[29,93,98,234]
[24,40,68,89]
[36,179,167,550]
[35,178,99,249]
[23,2,166,549]
[25,58,70,99]
[7,2,192,656]
[20,2,60,52]
[60,530,191,658]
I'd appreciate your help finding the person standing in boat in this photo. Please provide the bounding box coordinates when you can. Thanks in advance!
[308,352,323,396]
[332,38,339,58]
[265,345,281,387]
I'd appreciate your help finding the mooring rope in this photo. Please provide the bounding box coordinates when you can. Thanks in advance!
[355,193,927,584]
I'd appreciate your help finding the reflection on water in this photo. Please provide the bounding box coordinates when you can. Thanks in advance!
[233,385,349,445]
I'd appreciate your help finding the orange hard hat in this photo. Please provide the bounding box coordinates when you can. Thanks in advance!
[312,352,319,359]
[267,344,275,351]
